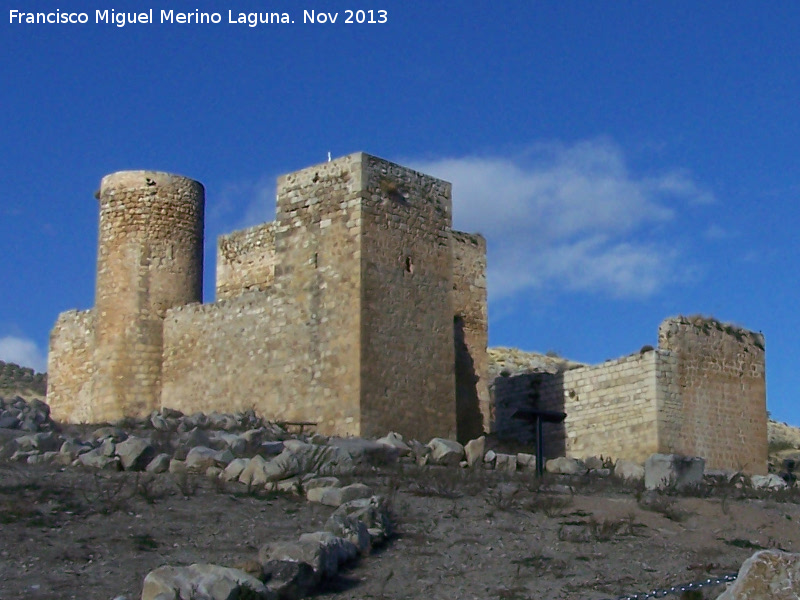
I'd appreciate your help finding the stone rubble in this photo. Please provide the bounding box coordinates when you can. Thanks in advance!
[0,396,797,600]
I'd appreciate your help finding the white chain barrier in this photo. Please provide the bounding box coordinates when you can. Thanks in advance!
[597,573,738,600]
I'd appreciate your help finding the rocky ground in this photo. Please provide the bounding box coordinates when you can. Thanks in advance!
[2,396,800,600]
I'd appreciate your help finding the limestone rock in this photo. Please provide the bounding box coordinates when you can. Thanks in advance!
[545,457,586,475]
[426,438,464,466]
[495,453,518,473]
[185,446,233,471]
[78,447,120,470]
[299,531,359,565]
[330,495,393,543]
[142,563,275,600]
[645,453,705,490]
[313,483,373,507]
[324,513,371,555]
[376,432,412,456]
[260,560,316,600]
[304,476,341,490]
[484,449,497,464]
[220,458,249,481]
[715,550,800,600]
[258,539,338,580]
[614,459,645,481]
[464,436,485,468]
[239,455,270,487]
[115,436,156,471]
[751,473,789,490]
[516,453,536,470]
[145,453,171,474]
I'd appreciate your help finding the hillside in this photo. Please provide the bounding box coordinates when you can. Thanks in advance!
[0,360,47,399]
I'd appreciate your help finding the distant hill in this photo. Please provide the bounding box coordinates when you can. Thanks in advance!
[0,360,47,399]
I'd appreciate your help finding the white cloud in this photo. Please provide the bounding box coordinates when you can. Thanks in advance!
[209,178,277,235]
[410,139,713,300]
[0,336,47,373]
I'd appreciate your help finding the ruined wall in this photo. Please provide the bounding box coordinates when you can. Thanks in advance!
[91,171,204,421]
[657,316,767,473]
[452,231,489,442]
[47,309,95,423]
[490,349,659,462]
[216,222,276,300]
[489,317,768,472]
[359,155,457,440]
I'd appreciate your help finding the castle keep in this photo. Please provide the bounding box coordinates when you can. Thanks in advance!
[47,153,489,442]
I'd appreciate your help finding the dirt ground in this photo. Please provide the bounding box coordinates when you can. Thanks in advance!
[2,459,799,600]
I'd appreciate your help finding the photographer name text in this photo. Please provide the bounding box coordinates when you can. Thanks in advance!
[9,8,388,27]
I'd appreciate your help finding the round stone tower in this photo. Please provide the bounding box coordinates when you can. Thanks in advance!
[92,171,204,421]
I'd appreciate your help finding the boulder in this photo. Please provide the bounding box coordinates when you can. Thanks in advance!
[142,563,275,600]
[313,483,373,507]
[516,453,536,471]
[495,453,518,473]
[545,457,586,476]
[614,459,645,481]
[260,560,316,600]
[330,495,393,543]
[220,458,249,482]
[751,473,789,490]
[299,531,359,565]
[426,438,464,466]
[78,448,120,470]
[644,454,705,490]
[324,513,371,555]
[185,446,233,471]
[212,432,247,455]
[115,436,156,471]
[258,539,338,581]
[239,455,270,487]
[376,432,412,456]
[464,436,485,468]
[715,550,800,600]
[145,453,171,474]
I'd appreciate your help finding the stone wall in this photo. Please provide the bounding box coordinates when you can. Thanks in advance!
[161,153,474,441]
[216,223,276,300]
[489,317,768,473]
[47,309,95,423]
[359,155,456,441]
[452,231,489,441]
[657,316,767,473]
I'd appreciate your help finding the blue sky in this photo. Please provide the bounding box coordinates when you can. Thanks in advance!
[1,2,798,424]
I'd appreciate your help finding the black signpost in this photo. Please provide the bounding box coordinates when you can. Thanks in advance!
[512,409,567,477]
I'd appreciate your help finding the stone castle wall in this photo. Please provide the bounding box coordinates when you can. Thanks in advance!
[47,309,95,423]
[657,316,767,473]
[490,316,767,473]
[452,231,490,441]
[216,222,276,300]
[358,156,456,440]
[49,153,488,442]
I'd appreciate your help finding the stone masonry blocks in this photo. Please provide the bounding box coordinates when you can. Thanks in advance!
[49,154,489,444]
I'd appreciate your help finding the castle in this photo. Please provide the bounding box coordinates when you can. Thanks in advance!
[46,152,768,472]
[47,153,490,442]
